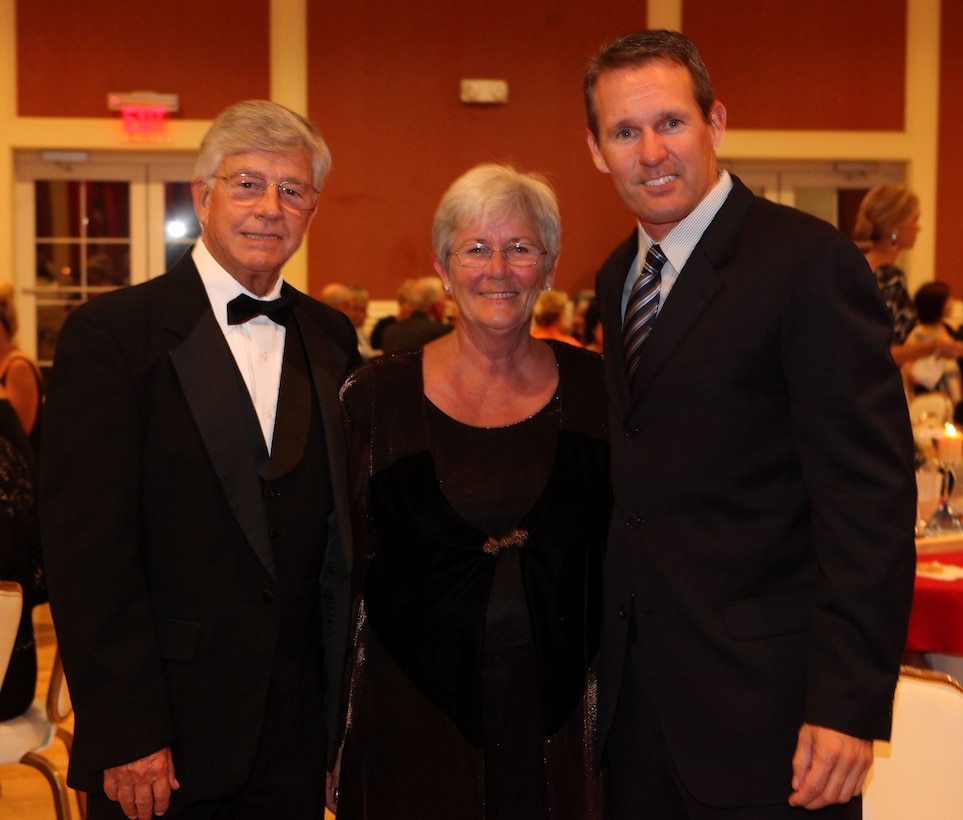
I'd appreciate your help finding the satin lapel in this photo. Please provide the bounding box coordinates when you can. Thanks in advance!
[268,316,311,480]
[169,308,277,580]
[295,305,353,547]
[629,246,724,402]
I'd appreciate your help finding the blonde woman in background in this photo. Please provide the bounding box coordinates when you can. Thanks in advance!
[853,185,963,367]
[0,281,44,455]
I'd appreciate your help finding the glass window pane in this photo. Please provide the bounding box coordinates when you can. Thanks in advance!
[86,181,130,238]
[35,180,81,237]
[36,242,81,288]
[164,181,199,273]
[87,243,130,287]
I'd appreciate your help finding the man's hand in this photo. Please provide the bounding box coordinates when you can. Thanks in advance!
[789,723,873,809]
[103,747,180,819]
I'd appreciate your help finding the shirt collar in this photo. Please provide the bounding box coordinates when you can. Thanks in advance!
[192,239,285,332]
[637,169,733,271]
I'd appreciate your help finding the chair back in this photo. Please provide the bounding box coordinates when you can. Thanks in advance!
[0,580,23,684]
[863,665,963,819]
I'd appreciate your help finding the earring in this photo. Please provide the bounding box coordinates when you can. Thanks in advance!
[543,284,552,291]
[443,284,451,294]
[891,232,898,244]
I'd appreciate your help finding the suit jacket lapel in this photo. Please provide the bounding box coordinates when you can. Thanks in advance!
[629,246,724,399]
[598,233,639,413]
[166,263,277,580]
[624,179,752,406]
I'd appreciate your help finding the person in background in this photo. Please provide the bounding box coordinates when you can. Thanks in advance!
[320,282,378,361]
[369,278,415,351]
[41,100,359,820]
[570,288,596,344]
[582,296,604,354]
[853,184,963,366]
[336,162,609,819]
[0,281,44,457]
[585,29,915,818]
[903,281,963,407]
[531,288,583,346]
[347,284,378,360]
[0,385,45,721]
[380,275,452,354]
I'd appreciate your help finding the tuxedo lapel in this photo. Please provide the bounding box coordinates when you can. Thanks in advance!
[167,270,277,581]
[269,314,312,481]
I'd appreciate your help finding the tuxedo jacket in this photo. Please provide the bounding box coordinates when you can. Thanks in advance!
[595,177,916,807]
[40,253,360,800]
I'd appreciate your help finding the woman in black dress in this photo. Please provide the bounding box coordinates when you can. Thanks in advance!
[337,163,609,819]
[0,387,45,719]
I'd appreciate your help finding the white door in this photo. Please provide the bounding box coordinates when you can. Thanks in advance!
[14,152,198,366]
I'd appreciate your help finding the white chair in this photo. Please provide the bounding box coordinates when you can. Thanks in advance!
[862,665,963,820]
[0,587,77,820]
[0,581,22,689]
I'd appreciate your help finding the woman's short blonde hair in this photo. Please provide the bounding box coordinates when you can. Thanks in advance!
[432,163,560,272]
[852,184,919,251]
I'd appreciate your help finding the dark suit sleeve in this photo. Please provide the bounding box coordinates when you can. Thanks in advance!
[41,306,175,772]
[783,234,916,740]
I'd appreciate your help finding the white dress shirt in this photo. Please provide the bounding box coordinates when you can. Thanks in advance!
[193,240,286,453]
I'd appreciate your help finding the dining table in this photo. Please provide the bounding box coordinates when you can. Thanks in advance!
[908,532,963,682]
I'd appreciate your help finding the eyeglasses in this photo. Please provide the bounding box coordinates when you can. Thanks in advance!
[449,242,547,268]
[213,173,319,211]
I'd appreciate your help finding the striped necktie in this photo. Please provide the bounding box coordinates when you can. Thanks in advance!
[623,244,668,382]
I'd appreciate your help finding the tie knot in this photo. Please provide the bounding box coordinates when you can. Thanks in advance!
[227,292,296,326]
[644,244,668,273]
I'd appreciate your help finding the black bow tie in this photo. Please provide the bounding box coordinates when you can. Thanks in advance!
[226,293,296,326]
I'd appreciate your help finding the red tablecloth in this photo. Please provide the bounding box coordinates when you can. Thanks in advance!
[906,549,963,654]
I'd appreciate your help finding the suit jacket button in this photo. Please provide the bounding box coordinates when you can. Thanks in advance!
[619,604,629,619]
[626,514,642,528]
[261,590,275,604]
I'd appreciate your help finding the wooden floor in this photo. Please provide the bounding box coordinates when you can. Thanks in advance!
[1,605,336,819]
[0,603,81,820]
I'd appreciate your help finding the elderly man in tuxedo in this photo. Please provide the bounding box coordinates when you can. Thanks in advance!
[584,31,916,819]
[41,100,360,820]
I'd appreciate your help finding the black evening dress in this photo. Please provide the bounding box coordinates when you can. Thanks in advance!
[338,341,609,819]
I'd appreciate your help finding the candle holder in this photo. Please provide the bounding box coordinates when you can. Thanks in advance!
[924,459,963,533]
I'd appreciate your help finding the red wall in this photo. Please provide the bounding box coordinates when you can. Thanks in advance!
[307,0,648,298]
[16,0,270,120]
[936,1,963,290]
[684,0,906,131]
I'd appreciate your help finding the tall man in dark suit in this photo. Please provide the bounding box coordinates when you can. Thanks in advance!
[584,31,916,818]
[41,100,360,820]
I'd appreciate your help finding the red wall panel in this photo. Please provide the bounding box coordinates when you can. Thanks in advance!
[16,0,271,119]
[683,0,906,131]
[307,0,648,299]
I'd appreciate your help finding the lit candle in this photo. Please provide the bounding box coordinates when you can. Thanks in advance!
[938,423,963,463]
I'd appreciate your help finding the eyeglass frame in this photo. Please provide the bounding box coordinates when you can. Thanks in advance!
[448,242,548,269]
[211,173,320,211]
